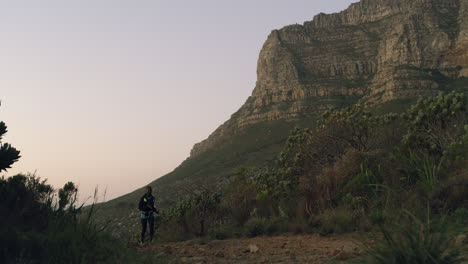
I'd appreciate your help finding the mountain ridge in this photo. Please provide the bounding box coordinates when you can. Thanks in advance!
[190,0,467,158]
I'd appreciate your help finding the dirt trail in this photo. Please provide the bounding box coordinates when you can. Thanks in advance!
[135,233,368,264]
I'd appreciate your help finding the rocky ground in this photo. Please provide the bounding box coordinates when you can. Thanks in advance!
[134,233,370,264]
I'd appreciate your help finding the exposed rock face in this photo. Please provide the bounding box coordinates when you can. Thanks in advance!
[191,0,468,158]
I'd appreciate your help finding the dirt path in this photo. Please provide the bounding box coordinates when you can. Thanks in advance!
[135,233,369,264]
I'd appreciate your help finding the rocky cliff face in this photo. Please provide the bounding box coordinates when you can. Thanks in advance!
[191,0,468,157]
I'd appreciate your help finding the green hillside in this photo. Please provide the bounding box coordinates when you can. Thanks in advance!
[93,78,467,241]
[93,95,364,239]
[96,116,317,239]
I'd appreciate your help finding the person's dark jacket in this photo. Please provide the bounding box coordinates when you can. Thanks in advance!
[138,194,158,214]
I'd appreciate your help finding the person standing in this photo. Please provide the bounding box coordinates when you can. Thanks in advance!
[138,186,158,243]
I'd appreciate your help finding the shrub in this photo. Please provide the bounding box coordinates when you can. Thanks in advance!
[223,168,257,226]
[369,210,386,226]
[367,212,464,264]
[314,149,363,210]
[447,207,468,231]
[208,221,243,240]
[402,91,467,157]
[244,218,268,237]
[0,174,156,264]
[317,207,356,235]
[157,188,222,241]
[0,120,21,172]
[209,226,232,240]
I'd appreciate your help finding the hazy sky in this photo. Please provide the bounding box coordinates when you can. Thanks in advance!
[1,0,356,203]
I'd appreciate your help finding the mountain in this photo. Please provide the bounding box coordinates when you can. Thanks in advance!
[95,0,468,239]
[191,0,467,157]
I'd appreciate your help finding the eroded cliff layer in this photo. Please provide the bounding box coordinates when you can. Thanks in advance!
[191,0,468,157]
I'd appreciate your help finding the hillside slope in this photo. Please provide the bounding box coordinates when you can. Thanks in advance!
[95,0,468,240]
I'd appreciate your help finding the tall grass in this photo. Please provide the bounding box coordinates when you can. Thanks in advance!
[399,150,442,193]
[367,211,464,264]
[0,174,160,264]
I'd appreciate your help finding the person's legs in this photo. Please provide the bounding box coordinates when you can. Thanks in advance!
[149,216,155,242]
[141,217,148,243]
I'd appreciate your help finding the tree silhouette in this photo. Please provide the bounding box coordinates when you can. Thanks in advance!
[0,103,21,172]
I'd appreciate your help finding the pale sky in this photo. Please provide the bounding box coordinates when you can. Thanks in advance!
[1,0,356,203]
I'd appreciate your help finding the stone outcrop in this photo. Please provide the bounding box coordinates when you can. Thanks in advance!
[190,0,468,158]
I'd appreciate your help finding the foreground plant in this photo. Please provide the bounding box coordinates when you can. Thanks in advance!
[367,211,464,264]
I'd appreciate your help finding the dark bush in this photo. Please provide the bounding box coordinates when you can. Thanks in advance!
[244,218,268,237]
[0,174,155,264]
[367,212,464,264]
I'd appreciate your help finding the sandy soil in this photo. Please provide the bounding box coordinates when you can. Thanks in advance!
[134,233,369,264]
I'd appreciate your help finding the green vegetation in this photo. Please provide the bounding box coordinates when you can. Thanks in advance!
[0,174,149,264]
[3,89,466,263]
[147,91,467,262]
[155,189,222,241]
[367,212,465,264]
[0,117,21,172]
[0,107,160,264]
[94,115,320,240]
